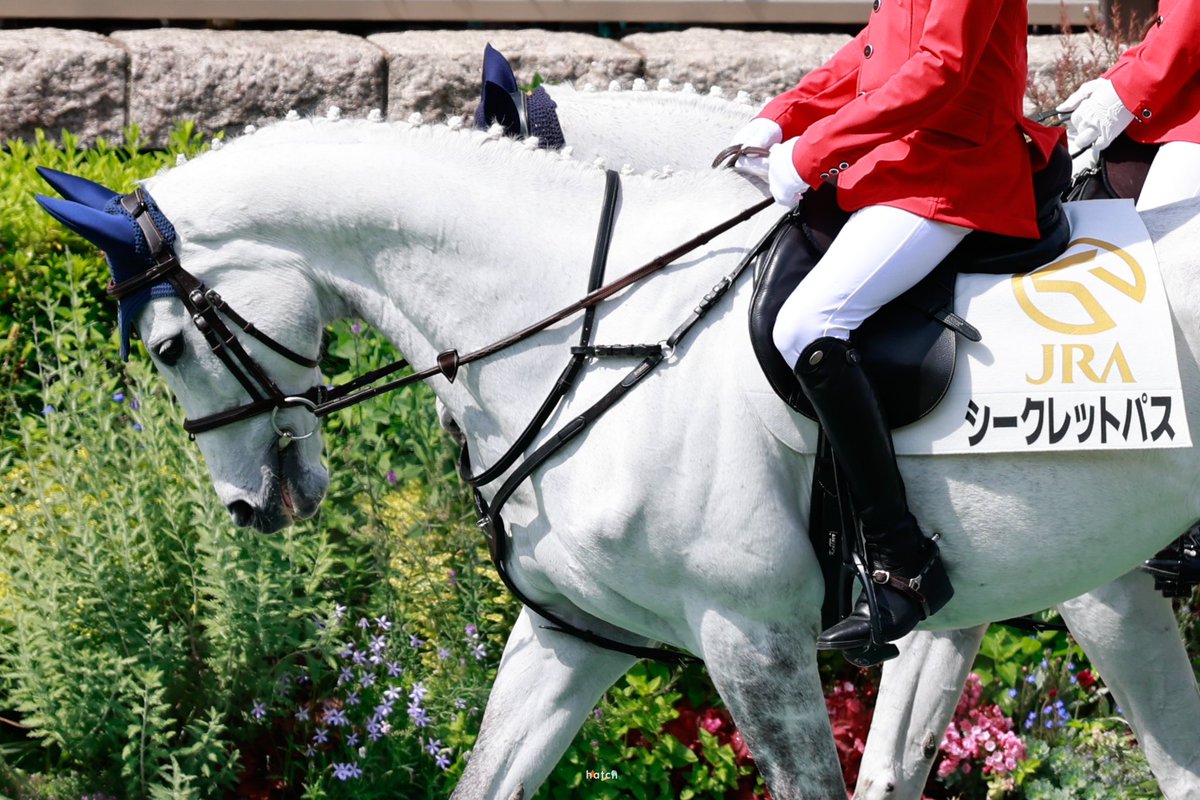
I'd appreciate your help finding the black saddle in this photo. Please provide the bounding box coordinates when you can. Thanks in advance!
[1065,131,1160,203]
[749,142,1073,427]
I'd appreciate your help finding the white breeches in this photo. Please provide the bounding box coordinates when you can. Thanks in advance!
[772,204,970,369]
[1137,141,1200,211]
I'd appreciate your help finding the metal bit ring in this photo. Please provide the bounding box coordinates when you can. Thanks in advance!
[272,396,318,447]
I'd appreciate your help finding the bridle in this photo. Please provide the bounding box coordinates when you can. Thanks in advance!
[110,189,326,444]
[112,182,773,447]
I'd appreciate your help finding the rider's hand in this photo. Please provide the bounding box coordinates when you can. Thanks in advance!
[728,118,783,179]
[767,138,811,208]
[1061,78,1134,156]
[1056,78,1107,114]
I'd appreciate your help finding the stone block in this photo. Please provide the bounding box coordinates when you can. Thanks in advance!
[111,28,386,146]
[0,28,126,146]
[622,29,852,106]
[368,29,642,121]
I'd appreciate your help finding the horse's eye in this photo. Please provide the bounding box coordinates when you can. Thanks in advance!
[155,335,186,366]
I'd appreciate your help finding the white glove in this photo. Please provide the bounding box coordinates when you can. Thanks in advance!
[1061,78,1134,156]
[767,138,811,208]
[728,117,783,179]
[1056,78,1107,114]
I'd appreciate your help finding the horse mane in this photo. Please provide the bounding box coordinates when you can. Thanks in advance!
[151,113,747,202]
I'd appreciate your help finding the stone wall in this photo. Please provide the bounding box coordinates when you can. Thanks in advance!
[0,26,1106,147]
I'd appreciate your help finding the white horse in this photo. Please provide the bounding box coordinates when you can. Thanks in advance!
[504,82,1200,799]
[37,118,1200,799]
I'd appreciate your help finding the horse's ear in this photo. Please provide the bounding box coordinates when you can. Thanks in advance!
[36,167,119,210]
[35,194,138,260]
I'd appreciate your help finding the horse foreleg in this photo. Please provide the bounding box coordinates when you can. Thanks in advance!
[854,625,988,800]
[1059,569,1200,799]
[697,614,845,799]
[450,607,636,800]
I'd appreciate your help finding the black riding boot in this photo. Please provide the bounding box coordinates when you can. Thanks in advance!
[794,336,954,650]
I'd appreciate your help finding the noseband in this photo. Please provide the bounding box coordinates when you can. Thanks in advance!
[110,188,325,442]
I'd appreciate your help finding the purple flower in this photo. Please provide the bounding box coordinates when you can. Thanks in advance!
[386,661,404,677]
[370,634,388,653]
[346,691,361,707]
[132,423,143,432]
[334,604,347,621]
[357,617,372,630]
[409,634,425,649]
[448,569,459,586]
[41,405,55,415]
[360,672,377,688]
[436,752,452,770]
[112,392,125,403]
[424,738,442,756]
[386,469,398,485]
[409,682,428,703]
[383,686,404,703]
[352,650,367,666]
[351,321,363,335]
[375,615,392,631]
[471,643,488,661]
[374,701,395,719]
[303,744,317,757]
[408,704,431,728]
[332,761,363,780]
[325,708,350,727]
[295,705,310,722]
[347,732,360,747]
[313,727,330,744]
[455,697,467,710]
[250,700,267,720]
[367,721,383,741]
[338,667,354,686]
[438,648,451,660]
[464,624,478,639]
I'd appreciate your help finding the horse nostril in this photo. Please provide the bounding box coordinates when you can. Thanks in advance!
[228,500,255,528]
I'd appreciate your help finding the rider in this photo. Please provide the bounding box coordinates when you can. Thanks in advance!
[1057,0,1200,211]
[729,0,1063,650]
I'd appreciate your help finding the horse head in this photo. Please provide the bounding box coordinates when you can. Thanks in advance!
[36,167,330,533]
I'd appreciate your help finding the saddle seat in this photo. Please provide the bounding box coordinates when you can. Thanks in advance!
[749,141,1073,427]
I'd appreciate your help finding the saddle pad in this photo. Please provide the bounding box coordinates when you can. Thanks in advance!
[894,198,1191,454]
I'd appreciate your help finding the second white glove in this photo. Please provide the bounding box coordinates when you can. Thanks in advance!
[767,138,811,208]
[1064,78,1134,155]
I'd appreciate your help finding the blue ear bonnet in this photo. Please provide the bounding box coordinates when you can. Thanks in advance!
[474,44,566,150]
[103,192,179,361]
[35,167,179,360]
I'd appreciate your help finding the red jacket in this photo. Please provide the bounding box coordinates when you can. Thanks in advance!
[1104,0,1200,145]
[757,0,1062,238]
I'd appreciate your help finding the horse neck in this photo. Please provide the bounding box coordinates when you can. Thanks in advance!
[206,126,764,450]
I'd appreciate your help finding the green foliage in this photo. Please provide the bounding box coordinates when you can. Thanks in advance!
[1020,724,1161,799]
[543,662,757,799]
[0,279,343,796]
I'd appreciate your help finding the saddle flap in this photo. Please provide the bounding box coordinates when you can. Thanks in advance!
[748,189,957,428]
